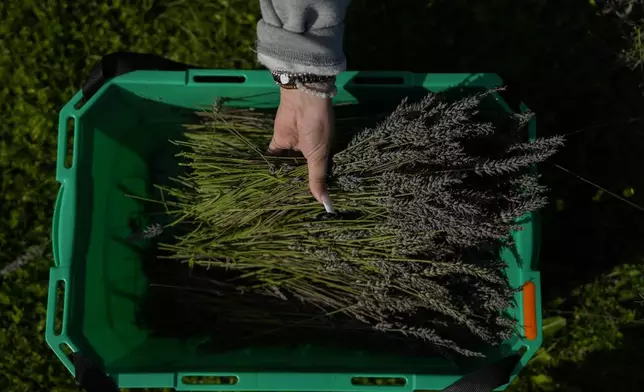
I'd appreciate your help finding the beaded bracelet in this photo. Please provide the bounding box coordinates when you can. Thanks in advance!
[271,70,337,99]
[295,81,338,99]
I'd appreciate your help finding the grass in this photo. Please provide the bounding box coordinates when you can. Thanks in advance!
[1,0,643,391]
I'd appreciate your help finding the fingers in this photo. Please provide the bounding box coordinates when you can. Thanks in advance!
[306,146,333,212]
[272,90,334,212]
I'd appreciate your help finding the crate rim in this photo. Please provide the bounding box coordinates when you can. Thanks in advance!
[48,69,542,391]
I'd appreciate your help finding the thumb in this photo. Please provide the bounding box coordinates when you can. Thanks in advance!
[269,114,297,153]
[307,151,333,213]
[268,133,292,154]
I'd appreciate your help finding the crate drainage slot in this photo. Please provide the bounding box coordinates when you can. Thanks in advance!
[193,75,246,84]
[351,76,405,85]
[182,375,239,385]
[352,377,407,386]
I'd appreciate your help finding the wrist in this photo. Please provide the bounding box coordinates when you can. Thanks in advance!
[271,70,337,99]
[299,81,336,93]
[280,88,333,107]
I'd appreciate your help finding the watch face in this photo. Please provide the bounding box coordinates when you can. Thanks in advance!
[279,74,290,84]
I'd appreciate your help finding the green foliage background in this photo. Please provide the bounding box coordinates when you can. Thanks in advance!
[1,0,643,391]
[1,1,258,391]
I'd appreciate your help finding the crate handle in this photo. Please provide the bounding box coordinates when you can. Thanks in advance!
[82,52,203,100]
[192,75,247,84]
[56,115,76,177]
[176,373,411,392]
[45,273,77,377]
[46,273,116,392]
[350,75,407,85]
[351,376,408,387]
[173,354,521,391]
[51,183,74,269]
[339,72,417,87]
[45,275,66,337]
[52,185,64,267]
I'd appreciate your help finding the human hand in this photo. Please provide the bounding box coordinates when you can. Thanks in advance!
[269,88,334,212]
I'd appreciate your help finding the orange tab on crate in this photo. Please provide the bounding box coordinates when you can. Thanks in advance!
[523,281,537,340]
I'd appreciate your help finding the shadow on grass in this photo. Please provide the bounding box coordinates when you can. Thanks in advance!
[548,324,644,391]
[345,0,644,302]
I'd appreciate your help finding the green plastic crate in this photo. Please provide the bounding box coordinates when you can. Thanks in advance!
[47,70,543,391]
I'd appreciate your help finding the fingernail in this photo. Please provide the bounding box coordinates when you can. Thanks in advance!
[321,193,334,213]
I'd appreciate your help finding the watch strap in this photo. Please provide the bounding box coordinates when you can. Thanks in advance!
[270,70,336,89]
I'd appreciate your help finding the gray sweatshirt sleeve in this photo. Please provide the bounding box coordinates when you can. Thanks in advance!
[256,0,350,76]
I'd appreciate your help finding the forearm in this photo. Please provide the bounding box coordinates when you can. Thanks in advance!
[256,0,350,75]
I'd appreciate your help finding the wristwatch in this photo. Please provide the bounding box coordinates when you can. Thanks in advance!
[270,70,336,90]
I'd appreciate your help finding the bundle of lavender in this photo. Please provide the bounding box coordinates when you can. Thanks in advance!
[142,89,563,357]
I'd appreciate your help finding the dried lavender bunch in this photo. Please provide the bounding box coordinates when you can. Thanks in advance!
[333,90,563,254]
[144,90,563,358]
